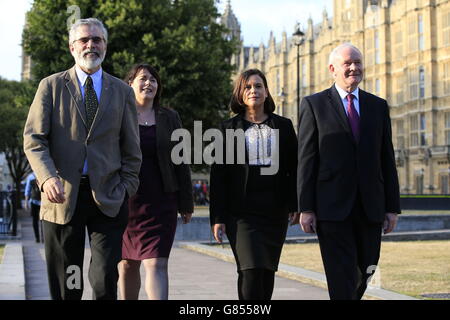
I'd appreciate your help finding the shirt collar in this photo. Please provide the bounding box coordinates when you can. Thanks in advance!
[75,65,102,87]
[334,83,359,101]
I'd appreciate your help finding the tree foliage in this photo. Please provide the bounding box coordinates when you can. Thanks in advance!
[22,0,237,134]
[0,78,36,198]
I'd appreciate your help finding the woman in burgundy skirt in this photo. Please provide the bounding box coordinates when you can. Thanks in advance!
[119,64,194,300]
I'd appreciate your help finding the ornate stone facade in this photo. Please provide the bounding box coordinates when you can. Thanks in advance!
[223,0,450,194]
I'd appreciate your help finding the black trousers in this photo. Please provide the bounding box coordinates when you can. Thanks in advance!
[317,195,382,300]
[43,178,128,300]
[237,268,275,300]
[30,203,41,242]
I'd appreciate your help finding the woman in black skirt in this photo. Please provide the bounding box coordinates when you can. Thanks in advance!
[209,69,298,300]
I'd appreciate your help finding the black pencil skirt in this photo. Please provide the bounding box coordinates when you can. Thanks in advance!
[225,212,289,272]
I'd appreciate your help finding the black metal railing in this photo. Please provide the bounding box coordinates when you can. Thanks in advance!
[0,191,15,235]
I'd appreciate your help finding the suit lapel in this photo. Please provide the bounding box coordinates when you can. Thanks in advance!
[88,71,113,137]
[233,115,249,193]
[328,85,352,134]
[155,107,168,150]
[65,67,88,129]
[234,114,246,131]
[328,85,360,145]
[358,89,370,144]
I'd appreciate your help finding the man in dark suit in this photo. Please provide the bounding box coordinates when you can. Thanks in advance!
[23,18,141,300]
[296,43,400,300]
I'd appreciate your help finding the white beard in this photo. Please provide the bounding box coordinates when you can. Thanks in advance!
[73,50,106,70]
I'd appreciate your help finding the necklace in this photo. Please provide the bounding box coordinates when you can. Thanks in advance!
[138,113,147,125]
[137,110,152,126]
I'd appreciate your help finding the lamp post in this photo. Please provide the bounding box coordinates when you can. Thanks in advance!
[292,23,305,126]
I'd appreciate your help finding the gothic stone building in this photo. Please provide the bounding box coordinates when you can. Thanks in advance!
[222,0,450,195]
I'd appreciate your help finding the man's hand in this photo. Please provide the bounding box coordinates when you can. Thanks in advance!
[43,177,66,204]
[289,212,300,226]
[24,198,30,211]
[212,223,226,243]
[300,212,317,234]
[383,213,398,234]
[180,212,192,224]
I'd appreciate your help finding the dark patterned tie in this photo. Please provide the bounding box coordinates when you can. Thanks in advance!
[85,76,98,130]
[346,93,360,142]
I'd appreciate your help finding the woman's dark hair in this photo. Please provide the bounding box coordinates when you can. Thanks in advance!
[124,63,162,108]
[229,69,276,114]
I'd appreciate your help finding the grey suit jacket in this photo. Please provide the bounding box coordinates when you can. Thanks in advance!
[23,66,142,224]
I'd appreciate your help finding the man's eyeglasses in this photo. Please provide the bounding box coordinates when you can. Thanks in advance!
[73,36,105,45]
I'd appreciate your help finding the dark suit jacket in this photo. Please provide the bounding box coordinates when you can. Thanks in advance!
[210,113,298,225]
[155,106,194,213]
[297,85,400,223]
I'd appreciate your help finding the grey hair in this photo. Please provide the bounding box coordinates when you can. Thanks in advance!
[68,18,108,44]
[328,43,362,66]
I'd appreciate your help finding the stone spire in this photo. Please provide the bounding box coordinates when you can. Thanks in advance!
[21,21,33,80]
[322,7,330,30]
[220,0,241,41]
[259,41,266,63]
[249,46,255,64]
[307,15,314,40]
[281,31,288,53]
[269,31,276,54]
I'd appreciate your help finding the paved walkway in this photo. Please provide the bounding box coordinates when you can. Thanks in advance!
[14,210,329,300]
[2,209,418,300]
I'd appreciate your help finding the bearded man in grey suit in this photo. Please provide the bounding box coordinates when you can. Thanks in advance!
[23,18,142,300]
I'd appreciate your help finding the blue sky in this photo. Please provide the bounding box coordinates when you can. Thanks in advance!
[217,0,332,46]
[0,0,332,81]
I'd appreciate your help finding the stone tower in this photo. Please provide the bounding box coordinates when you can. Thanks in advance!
[220,0,241,42]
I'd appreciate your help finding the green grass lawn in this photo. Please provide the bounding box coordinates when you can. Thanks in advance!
[401,210,450,215]
[280,240,450,299]
[194,208,450,216]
